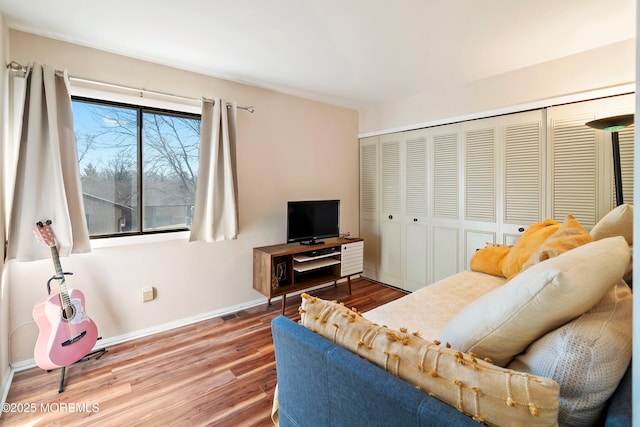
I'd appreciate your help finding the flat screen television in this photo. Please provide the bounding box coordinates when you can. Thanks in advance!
[287,200,340,245]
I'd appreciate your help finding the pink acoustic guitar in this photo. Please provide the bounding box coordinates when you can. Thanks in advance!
[32,220,98,370]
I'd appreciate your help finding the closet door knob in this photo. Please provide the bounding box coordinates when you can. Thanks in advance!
[388,214,393,220]
[518,227,525,232]
[413,218,418,222]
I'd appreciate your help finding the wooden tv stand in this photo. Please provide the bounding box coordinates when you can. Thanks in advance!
[253,237,364,314]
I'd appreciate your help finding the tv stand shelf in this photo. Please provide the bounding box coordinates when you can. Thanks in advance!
[253,237,364,314]
[293,258,341,272]
[293,249,338,263]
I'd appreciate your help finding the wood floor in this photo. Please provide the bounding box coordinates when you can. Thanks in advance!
[1,278,405,427]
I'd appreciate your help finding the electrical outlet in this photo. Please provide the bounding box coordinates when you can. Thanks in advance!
[142,286,155,302]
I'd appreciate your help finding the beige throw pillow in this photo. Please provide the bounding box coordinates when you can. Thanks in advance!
[437,236,630,367]
[300,294,560,427]
[509,280,632,427]
[590,203,633,245]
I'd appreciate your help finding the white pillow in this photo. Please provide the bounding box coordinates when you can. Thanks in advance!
[508,280,632,427]
[437,236,630,367]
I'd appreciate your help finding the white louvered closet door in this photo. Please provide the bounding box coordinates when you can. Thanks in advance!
[501,110,545,245]
[547,93,634,227]
[431,126,460,282]
[359,136,380,280]
[358,93,633,292]
[403,131,429,291]
[462,119,499,269]
[378,134,403,287]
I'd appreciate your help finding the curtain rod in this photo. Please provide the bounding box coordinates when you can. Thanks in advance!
[6,61,255,113]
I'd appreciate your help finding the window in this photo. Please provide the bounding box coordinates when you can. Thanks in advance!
[71,97,201,237]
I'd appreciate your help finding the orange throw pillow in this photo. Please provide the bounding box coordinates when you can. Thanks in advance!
[521,214,592,272]
[470,245,512,277]
[501,219,560,279]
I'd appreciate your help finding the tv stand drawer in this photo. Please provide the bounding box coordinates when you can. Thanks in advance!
[341,241,364,276]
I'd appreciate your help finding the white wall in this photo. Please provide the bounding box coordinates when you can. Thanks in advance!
[359,39,636,135]
[6,30,359,365]
[0,13,12,400]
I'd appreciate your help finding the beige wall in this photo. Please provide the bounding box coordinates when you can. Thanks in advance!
[359,39,636,135]
[1,14,11,398]
[6,30,359,364]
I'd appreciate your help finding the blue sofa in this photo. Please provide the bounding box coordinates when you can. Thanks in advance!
[272,315,631,426]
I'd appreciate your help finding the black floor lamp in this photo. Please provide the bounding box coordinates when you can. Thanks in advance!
[585,114,634,206]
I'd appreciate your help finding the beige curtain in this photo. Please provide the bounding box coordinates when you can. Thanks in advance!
[6,64,90,261]
[189,98,239,242]
[2,64,25,262]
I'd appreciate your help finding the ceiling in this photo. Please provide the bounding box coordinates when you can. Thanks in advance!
[1,0,636,109]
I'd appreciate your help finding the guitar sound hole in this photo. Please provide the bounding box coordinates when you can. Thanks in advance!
[61,305,76,321]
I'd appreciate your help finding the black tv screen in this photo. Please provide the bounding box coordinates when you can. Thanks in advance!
[287,200,340,245]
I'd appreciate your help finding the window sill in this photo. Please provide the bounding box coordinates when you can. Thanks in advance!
[90,231,190,249]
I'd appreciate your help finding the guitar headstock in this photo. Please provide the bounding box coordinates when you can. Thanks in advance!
[34,220,56,248]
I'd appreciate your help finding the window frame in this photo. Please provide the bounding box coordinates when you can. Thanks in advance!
[71,95,202,240]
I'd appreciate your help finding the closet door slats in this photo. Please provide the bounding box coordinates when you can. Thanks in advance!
[504,122,542,224]
[433,133,458,218]
[551,117,597,228]
[380,140,401,213]
[405,136,428,216]
[465,128,496,222]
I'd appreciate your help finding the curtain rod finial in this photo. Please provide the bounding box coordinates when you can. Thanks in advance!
[7,61,27,73]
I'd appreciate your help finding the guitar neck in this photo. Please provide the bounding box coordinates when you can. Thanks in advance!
[49,245,72,309]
